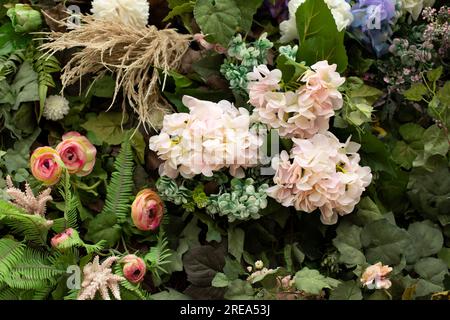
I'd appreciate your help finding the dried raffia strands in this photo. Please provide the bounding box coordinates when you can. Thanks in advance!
[39,14,192,130]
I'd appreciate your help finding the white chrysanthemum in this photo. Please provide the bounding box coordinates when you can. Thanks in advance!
[91,0,149,29]
[280,0,353,43]
[43,95,70,121]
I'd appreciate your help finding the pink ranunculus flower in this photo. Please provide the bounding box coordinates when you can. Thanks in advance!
[51,228,74,248]
[56,132,97,177]
[131,189,164,231]
[267,132,372,225]
[361,262,393,290]
[30,147,64,186]
[121,254,147,283]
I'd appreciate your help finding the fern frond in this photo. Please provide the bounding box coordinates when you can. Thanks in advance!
[0,238,25,280]
[32,52,61,120]
[145,228,172,281]
[3,247,65,291]
[101,135,135,223]
[0,286,22,300]
[57,170,79,229]
[0,200,52,246]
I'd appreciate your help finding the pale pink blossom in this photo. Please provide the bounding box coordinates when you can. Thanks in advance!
[149,96,263,179]
[361,262,393,290]
[247,61,345,138]
[267,132,372,225]
[247,65,282,108]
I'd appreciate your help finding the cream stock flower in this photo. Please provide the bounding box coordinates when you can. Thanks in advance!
[149,96,263,179]
[267,132,372,225]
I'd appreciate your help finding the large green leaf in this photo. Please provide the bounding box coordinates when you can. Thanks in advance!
[408,221,443,260]
[228,227,245,261]
[414,257,448,286]
[85,212,121,248]
[194,0,241,46]
[295,0,347,72]
[361,219,411,265]
[81,112,129,145]
[332,221,366,267]
[294,267,340,295]
[329,281,363,300]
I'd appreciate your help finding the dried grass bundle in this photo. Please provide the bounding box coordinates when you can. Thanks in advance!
[39,14,192,130]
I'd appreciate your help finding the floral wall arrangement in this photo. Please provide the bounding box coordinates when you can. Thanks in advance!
[0,0,448,301]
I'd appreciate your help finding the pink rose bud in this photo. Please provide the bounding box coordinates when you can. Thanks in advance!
[56,132,97,177]
[51,228,74,248]
[121,254,146,283]
[131,189,164,231]
[30,146,64,186]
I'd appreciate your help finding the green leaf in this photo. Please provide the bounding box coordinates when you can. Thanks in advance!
[297,36,348,73]
[414,258,448,286]
[130,130,146,165]
[403,83,428,101]
[437,81,450,106]
[228,227,245,261]
[294,267,340,295]
[164,2,194,22]
[295,0,336,43]
[224,279,255,299]
[192,53,224,81]
[408,221,443,259]
[212,272,230,287]
[151,288,191,300]
[437,248,450,268]
[183,245,225,286]
[235,0,263,33]
[391,141,419,170]
[81,112,128,145]
[85,212,121,248]
[223,257,245,280]
[194,0,241,46]
[295,0,347,72]
[353,197,384,225]
[399,123,425,142]
[332,221,366,267]
[422,125,448,159]
[329,281,363,300]
[361,219,411,265]
[91,75,116,98]
[426,66,443,83]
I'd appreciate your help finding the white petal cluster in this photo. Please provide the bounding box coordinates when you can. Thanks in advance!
[149,96,263,179]
[91,0,149,29]
[43,95,70,121]
[248,61,345,138]
[267,132,372,225]
[280,0,353,43]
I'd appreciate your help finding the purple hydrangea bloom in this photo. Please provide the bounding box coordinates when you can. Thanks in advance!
[349,0,397,57]
[264,0,289,23]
